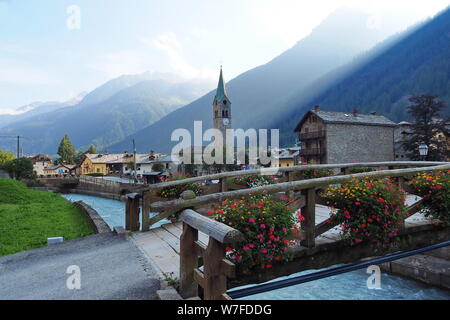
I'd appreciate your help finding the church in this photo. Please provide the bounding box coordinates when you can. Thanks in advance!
[212,67,232,145]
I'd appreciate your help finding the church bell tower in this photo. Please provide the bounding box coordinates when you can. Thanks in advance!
[212,67,232,141]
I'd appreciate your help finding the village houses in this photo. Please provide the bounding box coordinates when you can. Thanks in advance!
[79,152,178,180]
[294,106,396,164]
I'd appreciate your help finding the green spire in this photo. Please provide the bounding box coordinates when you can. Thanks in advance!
[214,66,229,102]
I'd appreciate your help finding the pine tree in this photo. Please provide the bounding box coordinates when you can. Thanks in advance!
[57,134,77,164]
[403,94,450,161]
[87,145,97,154]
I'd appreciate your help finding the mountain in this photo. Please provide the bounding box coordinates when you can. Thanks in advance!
[110,7,415,153]
[0,74,213,155]
[0,93,85,128]
[272,6,450,145]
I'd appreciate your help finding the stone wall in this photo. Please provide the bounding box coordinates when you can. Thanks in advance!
[326,124,394,163]
[73,200,111,233]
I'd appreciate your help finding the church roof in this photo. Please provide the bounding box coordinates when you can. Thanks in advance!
[214,67,230,102]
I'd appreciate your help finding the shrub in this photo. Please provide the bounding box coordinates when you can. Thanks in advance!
[323,178,407,244]
[230,174,275,188]
[295,168,334,180]
[347,167,376,174]
[211,193,301,272]
[2,157,36,180]
[157,174,204,199]
[409,170,450,226]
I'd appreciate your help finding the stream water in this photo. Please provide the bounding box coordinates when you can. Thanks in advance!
[62,193,450,300]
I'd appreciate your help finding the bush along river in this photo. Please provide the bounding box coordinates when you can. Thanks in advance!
[62,193,450,300]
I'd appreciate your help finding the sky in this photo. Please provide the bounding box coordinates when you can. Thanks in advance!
[0,0,449,111]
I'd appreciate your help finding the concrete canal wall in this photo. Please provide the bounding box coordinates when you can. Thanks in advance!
[381,247,450,290]
[73,200,111,233]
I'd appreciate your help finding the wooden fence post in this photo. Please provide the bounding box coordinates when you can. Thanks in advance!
[180,222,199,298]
[286,171,295,198]
[301,187,316,248]
[141,191,151,231]
[220,178,228,192]
[203,238,227,300]
[125,193,141,231]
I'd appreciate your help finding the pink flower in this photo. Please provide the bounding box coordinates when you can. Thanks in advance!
[243,246,250,251]
[261,248,268,254]
[248,244,255,248]
[260,224,266,229]
[249,218,255,223]
[269,227,275,232]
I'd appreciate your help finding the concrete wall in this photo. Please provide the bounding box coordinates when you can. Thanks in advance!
[326,124,394,163]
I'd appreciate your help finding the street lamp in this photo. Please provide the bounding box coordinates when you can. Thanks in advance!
[418,144,429,161]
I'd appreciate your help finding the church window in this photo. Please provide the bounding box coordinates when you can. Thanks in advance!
[223,100,227,105]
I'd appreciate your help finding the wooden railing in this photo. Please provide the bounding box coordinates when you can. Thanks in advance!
[123,161,450,298]
[179,209,244,300]
[125,161,448,232]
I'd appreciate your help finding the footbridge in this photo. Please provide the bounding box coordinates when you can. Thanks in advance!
[124,161,450,300]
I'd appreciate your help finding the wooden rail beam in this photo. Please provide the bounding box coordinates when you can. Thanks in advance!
[301,188,316,248]
[180,209,244,300]
[125,193,140,231]
[180,223,199,298]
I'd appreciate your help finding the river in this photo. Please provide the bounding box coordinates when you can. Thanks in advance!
[62,193,450,300]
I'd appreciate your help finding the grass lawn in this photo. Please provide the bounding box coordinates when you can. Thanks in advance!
[0,178,94,257]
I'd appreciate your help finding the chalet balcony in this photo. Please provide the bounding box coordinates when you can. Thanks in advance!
[299,130,325,140]
[300,147,326,156]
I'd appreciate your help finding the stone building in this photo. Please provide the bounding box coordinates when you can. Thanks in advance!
[294,106,396,164]
[394,121,413,161]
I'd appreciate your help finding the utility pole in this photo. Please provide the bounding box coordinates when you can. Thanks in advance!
[17,135,20,158]
[133,139,137,184]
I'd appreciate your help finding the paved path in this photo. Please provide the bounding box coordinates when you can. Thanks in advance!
[0,232,161,300]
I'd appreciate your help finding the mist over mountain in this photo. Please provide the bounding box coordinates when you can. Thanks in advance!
[273,6,450,145]
[0,74,213,155]
[110,7,413,153]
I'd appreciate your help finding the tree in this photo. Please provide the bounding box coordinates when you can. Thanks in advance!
[87,145,97,154]
[0,149,15,165]
[2,158,36,180]
[75,145,97,164]
[403,94,450,161]
[57,134,77,164]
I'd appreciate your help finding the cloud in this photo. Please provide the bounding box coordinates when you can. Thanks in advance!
[0,57,57,85]
[148,32,215,80]
[87,50,151,79]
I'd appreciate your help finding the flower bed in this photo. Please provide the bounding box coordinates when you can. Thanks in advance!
[210,193,301,272]
[230,174,275,188]
[409,170,450,226]
[323,178,407,244]
[156,174,204,199]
